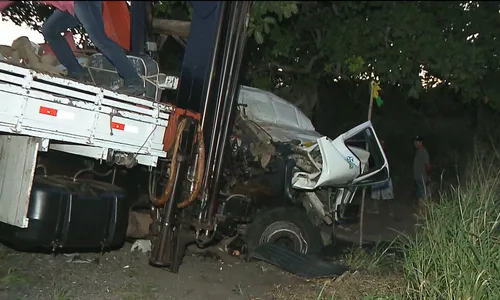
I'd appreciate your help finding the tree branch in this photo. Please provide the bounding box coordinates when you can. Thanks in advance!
[331,3,341,17]
[331,62,351,80]
[152,18,191,37]
[270,53,323,74]
[384,26,392,47]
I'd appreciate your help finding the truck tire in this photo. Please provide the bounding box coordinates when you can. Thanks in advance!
[244,207,323,256]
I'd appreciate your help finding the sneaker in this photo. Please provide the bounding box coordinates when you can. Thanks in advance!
[116,83,146,97]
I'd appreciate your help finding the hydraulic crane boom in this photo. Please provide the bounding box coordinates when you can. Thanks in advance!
[148,1,251,273]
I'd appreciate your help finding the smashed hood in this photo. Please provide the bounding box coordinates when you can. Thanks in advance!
[237,85,322,143]
[235,86,388,190]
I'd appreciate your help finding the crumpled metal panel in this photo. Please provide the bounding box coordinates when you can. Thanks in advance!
[237,85,322,143]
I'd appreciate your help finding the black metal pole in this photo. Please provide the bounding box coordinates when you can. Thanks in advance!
[204,2,251,226]
[149,117,197,269]
[203,2,241,224]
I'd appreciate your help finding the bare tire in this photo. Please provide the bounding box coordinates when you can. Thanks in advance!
[244,207,323,255]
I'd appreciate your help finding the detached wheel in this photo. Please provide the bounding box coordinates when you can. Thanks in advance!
[244,207,323,255]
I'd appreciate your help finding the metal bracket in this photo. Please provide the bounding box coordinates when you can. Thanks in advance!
[88,89,104,144]
[14,71,34,133]
[39,138,50,152]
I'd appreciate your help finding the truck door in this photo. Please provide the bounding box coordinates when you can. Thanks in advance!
[314,120,389,189]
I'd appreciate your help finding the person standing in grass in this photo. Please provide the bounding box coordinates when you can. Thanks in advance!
[368,140,396,218]
[368,177,395,217]
[413,135,431,211]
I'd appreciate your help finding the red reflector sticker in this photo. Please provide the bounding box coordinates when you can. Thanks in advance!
[111,122,125,131]
[39,106,58,117]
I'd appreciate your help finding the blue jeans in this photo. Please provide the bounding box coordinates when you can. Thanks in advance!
[414,180,427,200]
[42,1,141,85]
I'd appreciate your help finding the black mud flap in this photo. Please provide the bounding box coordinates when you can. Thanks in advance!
[249,243,349,279]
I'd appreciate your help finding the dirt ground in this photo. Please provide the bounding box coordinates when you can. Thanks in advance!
[0,243,304,300]
[0,198,416,300]
[335,200,417,244]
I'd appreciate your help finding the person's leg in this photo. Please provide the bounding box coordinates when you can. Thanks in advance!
[385,180,395,217]
[414,181,422,203]
[368,198,379,214]
[383,199,400,222]
[415,180,427,216]
[379,188,395,219]
[74,1,145,96]
[42,10,87,79]
[387,199,396,218]
[369,188,380,213]
[412,181,421,219]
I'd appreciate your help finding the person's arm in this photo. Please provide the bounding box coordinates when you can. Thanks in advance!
[0,1,14,12]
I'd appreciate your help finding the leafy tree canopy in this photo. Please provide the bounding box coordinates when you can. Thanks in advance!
[3,1,500,112]
[241,1,500,111]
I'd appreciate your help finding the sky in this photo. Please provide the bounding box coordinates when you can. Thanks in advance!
[0,19,44,45]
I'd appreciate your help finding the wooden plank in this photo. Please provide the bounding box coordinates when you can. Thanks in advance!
[0,135,39,228]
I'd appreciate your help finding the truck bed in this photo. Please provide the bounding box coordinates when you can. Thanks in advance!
[0,62,172,167]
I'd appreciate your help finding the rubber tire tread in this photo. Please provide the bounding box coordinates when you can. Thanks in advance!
[244,206,323,256]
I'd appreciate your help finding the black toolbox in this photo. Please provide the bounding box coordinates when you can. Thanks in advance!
[0,175,129,250]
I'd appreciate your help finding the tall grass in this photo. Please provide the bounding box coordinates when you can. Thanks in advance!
[400,152,500,299]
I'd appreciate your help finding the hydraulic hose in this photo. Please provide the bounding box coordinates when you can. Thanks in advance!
[178,124,205,208]
[152,117,205,209]
[151,118,187,207]
[73,168,114,181]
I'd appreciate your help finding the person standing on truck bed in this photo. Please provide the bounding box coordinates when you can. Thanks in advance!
[0,1,146,96]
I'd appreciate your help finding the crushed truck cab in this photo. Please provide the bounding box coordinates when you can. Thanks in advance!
[232,85,389,230]
[237,85,389,190]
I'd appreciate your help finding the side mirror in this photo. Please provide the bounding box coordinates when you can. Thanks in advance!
[157,73,179,90]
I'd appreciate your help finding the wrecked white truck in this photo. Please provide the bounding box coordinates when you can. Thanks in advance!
[218,85,389,255]
[0,1,388,273]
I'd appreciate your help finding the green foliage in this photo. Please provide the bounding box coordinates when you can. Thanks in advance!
[1,1,89,47]
[5,1,500,108]
[152,1,299,45]
[247,1,298,45]
[399,152,500,299]
[246,1,500,107]
[1,1,53,32]
[153,1,191,21]
[345,56,366,75]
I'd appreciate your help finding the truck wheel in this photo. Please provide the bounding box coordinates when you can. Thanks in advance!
[244,207,323,255]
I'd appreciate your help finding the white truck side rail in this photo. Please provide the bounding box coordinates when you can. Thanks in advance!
[0,62,174,228]
[0,62,172,167]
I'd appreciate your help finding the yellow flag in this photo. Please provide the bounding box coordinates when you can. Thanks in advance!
[371,81,381,99]
[370,81,384,107]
